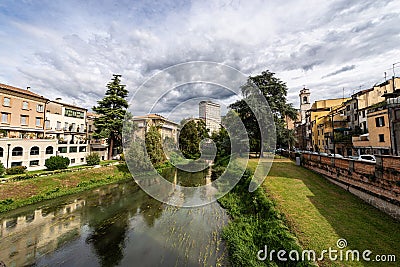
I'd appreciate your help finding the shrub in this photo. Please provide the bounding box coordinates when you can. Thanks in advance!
[86,153,100,166]
[6,166,27,175]
[45,156,70,171]
[0,162,5,177]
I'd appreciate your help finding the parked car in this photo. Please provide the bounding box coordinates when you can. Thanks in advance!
[319,152,329,156]
[329,153,344,158]
[348,156,359,160]
[358,154,376,163]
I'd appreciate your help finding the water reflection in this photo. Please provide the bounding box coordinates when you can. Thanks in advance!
[0,168,229,267]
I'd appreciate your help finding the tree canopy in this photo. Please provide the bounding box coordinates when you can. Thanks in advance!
[178,119,209,159]
[93,74,129,159]
[229,70,297,154]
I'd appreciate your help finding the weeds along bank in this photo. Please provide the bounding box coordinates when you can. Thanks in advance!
[0,163,131,213]
[214,162,311,266]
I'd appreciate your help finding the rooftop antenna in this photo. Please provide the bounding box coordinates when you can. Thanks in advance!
[342,87,345,99]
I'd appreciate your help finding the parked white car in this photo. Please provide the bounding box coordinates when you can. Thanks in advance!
[329,153,344,158]
[358,154,376,163]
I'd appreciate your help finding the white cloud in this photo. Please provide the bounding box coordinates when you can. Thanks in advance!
[0,0,399,121]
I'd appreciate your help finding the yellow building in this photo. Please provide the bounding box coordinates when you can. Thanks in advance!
[306,97,350,151]
[353,102,391,155]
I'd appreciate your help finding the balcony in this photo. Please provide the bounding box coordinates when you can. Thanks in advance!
[352,134,370,147]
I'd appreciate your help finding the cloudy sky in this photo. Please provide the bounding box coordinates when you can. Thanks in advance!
[1,0,399,120]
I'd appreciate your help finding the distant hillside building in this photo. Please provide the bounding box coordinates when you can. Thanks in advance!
[199,101,221,134]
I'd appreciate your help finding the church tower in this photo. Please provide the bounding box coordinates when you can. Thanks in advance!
[299,88,310,124]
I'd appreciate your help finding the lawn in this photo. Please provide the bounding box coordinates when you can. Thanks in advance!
[247,157,399,266]
[0,164,131,213]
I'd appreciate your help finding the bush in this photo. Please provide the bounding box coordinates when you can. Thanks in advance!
[45,156,70,171]
[6,166,27,175]
[86,153,100,166]
[0,162,5,177]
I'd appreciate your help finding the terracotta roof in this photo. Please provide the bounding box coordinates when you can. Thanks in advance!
[0,83,48,100]
[133,114,179,125]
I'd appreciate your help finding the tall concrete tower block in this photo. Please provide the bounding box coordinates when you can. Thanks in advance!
[199,101,221,134]
[299,88,310,124]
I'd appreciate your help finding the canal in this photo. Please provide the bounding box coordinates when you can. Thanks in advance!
[0,168,230,267]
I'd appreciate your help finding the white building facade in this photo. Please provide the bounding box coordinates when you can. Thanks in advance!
[199,101,221,134]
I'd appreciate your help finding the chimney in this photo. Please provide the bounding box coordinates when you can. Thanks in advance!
[27,86,30,91]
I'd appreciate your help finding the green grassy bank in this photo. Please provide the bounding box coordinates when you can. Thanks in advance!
[0,164,131,213]
[261,158,399,267]
[216,165,311,266]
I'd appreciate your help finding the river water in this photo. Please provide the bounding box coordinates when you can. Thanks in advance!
[0,168,230,267]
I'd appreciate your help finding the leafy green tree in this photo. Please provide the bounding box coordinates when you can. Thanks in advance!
[178,119,208,159]
[229,70,297,156]
[145,125,166,166]
[125,139,153,172]
[211,127,230,160]
[93,74,129,160]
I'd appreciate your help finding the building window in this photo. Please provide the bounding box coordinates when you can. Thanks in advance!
[30,146,40,155]
[22,101,29,110]
[303,96,308,103]
[29,160,39,167]
[71,159,76,164]
[37,104,44,112]
[69,146,77,153]
[88,125,92,132]
[12,147,23,156]
[80,124,84,132]
[379,134,385,142]
[362,110,366,118]
[36,117,42,127]
[46,146,54,154]
[353,103,357,109]
[11,162,22,167]
[79,146,86,152]
[58,147,67,153]
[81,158,85,162]
[3,97,10,107]
[1,113,9,124]
[20,115,28,125]
[64,122,69,131]
[375,116,385,127]
[346,105,350,111]
[0,147,3,157]
[57,121,61,130]
[45,120,50,129]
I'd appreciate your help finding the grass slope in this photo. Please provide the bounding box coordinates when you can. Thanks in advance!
[261,158,399,267]
[0,164,131,213]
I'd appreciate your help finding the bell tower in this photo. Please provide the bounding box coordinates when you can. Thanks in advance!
[299,87,310,124]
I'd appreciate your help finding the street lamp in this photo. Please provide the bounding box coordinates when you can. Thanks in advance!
[6,143,11,168]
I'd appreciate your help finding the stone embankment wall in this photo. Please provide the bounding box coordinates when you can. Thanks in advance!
[287,152,400,220]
